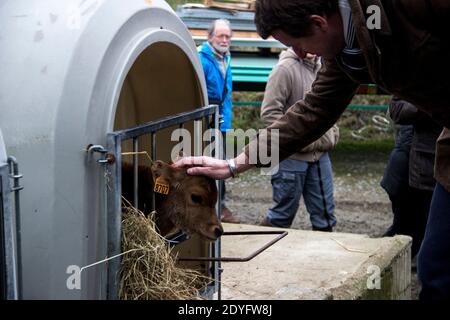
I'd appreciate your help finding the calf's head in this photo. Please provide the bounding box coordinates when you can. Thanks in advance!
[151,160,223,241]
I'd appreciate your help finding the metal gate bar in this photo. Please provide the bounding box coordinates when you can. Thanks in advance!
[0,157,23,300]
[105,106,219,300]
[178,230,288,262]
[133,138,139,208]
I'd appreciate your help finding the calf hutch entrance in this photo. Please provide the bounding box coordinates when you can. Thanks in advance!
[101,106,222,300]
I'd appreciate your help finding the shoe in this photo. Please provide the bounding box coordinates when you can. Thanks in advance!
[312,226,333,232]
[221,207,240,223]
[259,217,272,227]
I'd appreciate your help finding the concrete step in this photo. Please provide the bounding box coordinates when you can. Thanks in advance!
[219,223,411,300]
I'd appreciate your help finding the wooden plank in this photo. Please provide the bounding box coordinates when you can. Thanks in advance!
[190,28,262,39]
[204,0,256,11]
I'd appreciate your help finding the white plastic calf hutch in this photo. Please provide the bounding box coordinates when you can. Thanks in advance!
[0,0,221,299]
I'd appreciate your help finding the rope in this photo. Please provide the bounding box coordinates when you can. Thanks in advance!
[121,151,153,164]
[350,114,391,140]
[330,237,370,253]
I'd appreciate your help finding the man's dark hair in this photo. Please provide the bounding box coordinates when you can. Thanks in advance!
[255,0,338,39]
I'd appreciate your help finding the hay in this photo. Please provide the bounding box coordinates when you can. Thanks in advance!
[119,203,211,300]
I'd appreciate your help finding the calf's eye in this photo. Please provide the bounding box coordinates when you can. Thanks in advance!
[191,194,202,204]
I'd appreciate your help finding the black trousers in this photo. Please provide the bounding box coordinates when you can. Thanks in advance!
[384,186,432,258]
[418,183,450,300]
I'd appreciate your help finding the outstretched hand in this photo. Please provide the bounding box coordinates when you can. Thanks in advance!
[172,156,232,180]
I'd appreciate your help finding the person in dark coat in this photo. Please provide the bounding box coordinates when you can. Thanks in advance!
[381,97,442,259]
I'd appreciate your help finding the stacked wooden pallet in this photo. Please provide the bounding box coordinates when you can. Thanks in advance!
[204,0,256,11]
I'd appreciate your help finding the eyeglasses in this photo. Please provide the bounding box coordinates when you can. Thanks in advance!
[214,34,231,40]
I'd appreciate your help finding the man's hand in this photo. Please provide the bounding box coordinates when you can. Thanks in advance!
[172,156,232,180]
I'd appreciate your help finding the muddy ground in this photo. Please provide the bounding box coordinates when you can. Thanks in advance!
[223,151,420,300]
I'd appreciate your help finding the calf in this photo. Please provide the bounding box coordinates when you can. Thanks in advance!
[121,160,223,241]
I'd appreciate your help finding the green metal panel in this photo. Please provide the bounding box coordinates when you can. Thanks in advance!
[231,54,278,90]
[229,53,389,98]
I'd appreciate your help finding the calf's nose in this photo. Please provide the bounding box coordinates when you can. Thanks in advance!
[214,226,224,238]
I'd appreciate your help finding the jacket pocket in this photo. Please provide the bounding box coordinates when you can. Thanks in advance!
[271,172,298,201]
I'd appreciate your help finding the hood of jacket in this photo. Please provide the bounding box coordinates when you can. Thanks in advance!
[279,48,321,73]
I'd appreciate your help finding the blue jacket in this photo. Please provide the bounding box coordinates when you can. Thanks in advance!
[198,42,233,132]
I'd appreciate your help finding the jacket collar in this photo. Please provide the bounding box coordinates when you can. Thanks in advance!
[349,0,391,36]
[281,48,321,73]
[199,42,230,63]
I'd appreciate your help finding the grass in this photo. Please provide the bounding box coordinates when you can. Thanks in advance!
[335,128,394,154]
[331,132,393,177]
[332,105,395,174]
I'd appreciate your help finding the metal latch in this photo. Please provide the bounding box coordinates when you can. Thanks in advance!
[86,144,115,164]
[7,156,23,192]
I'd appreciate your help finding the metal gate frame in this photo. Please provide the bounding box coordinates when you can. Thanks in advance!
[0,157,22,300]
[102,106,220,300]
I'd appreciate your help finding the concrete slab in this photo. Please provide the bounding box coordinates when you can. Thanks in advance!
[219,223,412,300]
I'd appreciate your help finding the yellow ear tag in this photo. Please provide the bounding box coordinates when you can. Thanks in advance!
[154,176,170,195]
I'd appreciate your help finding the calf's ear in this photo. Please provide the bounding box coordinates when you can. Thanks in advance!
[150,160,170,179]
[151,160,186,185]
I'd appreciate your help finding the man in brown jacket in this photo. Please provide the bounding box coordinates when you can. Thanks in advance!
[260,48,339,231]
[174,0,450,300]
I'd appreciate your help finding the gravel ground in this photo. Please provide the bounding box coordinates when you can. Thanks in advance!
[223,156,420,300]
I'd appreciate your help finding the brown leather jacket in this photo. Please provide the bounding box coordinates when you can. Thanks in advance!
[246,0,450,191]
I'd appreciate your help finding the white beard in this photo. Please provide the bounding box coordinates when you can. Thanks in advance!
[212,43,229,55]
